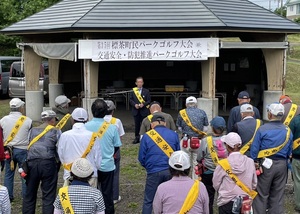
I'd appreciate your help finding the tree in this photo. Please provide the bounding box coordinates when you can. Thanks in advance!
[274,6,287,17]
[0,0,60,55]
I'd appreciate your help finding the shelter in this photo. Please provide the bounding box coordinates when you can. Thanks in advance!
[2,0,300,121]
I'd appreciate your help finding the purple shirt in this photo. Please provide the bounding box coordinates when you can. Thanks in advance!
[153,176,209,214]
[212,152,257,207]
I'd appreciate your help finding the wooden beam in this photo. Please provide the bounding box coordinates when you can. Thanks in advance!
[24,47,42,91]
[201,57,216,98]
[84,59,99,99]
[49,59,60,84]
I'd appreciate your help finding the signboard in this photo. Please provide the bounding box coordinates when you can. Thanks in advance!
[78,38,219,61]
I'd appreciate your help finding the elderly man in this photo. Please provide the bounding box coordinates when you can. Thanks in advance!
[232,104,262,157]
[139,115,180,214]
[213,133,257,214]
[129,77,151,144]
[279,95,300,126]
[227,91,260,132]
[153,151,209,214]
[177,96,209,180]
[0,98,32,202]
[57,108,102,188]
[53,95,72,132]
[22,110,61,214]
[85,99,122,214]
[139,101,176,138]
[104,100,125,204]
[250,103,293,214]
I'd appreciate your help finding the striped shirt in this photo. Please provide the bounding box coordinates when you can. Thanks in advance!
[0,185,11,214]
[53,182,105,214]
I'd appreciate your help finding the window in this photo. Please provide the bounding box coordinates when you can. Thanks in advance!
[11,62,24,78]
[290,5,294,12]
[1,60,15,73]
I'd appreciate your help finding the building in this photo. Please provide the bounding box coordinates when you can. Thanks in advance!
[286,0,300,20]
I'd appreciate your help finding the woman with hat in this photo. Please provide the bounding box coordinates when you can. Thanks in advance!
[53,158,105,214]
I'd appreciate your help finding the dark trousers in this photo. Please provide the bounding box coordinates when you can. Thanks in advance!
[133,112,145,137]
[22,159,58,214]
[219,201,234,214]
[202,173,215,214]
[113,149,121,200]
[98,170,115,214]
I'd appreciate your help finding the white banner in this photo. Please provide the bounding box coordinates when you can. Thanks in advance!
[90,38,212,61]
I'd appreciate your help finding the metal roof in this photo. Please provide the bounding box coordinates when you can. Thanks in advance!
[2,0,300,34]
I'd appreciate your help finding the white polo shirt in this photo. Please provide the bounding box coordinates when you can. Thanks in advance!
[57,123,102,180]
[104,115,125,137]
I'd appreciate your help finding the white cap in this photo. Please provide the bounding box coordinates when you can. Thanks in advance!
[10,98,25,108]
[186,96,197,104]
[169,151,191,171]
[221,132,242,148]
[41,110,56,119]
[71,158,94,178]
[55,95,71,107]
[240,104,254,113]
[105,100,116,111]
[71,108,88,122]
[267,103,284,116]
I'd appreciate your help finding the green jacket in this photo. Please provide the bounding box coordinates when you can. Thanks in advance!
[289,114,300,156]
[53,107,73,133]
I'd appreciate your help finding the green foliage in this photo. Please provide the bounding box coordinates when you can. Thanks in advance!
[274,6,287,17]
[0,0,60,55]
[294,17,300,23]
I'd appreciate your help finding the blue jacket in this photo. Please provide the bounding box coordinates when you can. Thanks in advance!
[250,121,293,160]
[138,126,180,174]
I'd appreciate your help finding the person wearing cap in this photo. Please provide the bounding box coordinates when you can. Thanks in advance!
[0,184,11,214]
[227,91,260,133]
[213,132,257,213]
[57,107,102,188]
[139,101,176,138]
[85,99,122,214]
[289,111,300,213]
[197,116,227,214]
[232,104,263,157]
[0,98,32,202]
[279,95,300,126]
[53,158,105,214]
[138,114,180,214]
[22,110,61,214]
[129,76,151,144]
[250,103,293,214]
[176,96,209,180]
[53,95,72,133]
[103,100,125,204]
[153,151,209,214]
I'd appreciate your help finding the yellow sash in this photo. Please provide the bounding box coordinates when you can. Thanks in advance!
[257,127,291,158]
[293,137,300,150]
[4,116,27,146]
[97,121,110,138]
[133,87,145,104]
[147,114,153,122]
[27,125,54,150]
[56,113,71,130]
[59,186,74,214]
[63,132,98,171]
[219,159,257,199]
[284,104,298,126]
[146,129,174,158]
[110,117,117,124]
[179,180,199,214]
[179,109,207,136]
[207,136,219,166]
[240,119,261,155]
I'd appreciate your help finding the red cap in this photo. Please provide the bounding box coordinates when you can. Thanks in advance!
[279,95,292,104]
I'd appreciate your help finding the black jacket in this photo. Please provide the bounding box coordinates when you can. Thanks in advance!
[129,88,151,117]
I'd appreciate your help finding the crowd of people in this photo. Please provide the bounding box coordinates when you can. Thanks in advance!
[0,76,299,214]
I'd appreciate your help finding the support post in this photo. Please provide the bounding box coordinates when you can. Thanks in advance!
[48,59,63,107]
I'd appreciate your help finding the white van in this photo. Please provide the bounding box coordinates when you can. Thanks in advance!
[0,56,21,97]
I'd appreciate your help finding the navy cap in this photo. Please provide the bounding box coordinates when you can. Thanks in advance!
[238,91,250,99]
[210,116,226,129]
[151,114,165,123]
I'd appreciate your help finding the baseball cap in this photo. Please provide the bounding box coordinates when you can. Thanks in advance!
[71,108,88,122]
[105,100,116,111]
[151,114,165,123]
[41,110,56,119]
[221,132,242,148]
[210,116,226,129]
[238,91,250,99]
[186,96,197,104]
[55,95,71,107]
[9,98,25,108]
[267,102,284,116]
[71,158,94,178]
[240,104,254,113]
[169,151,191,171]
[279,95,292,104]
